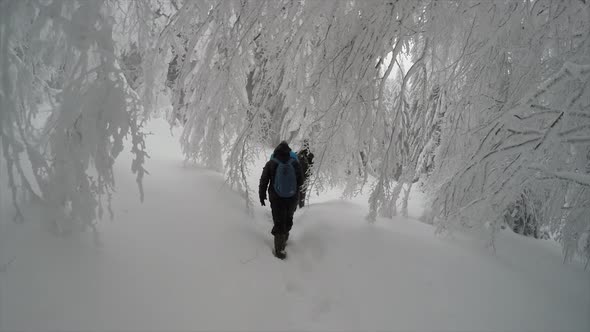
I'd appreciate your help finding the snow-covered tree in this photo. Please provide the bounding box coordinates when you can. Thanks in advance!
[420,1,590,258]
[1,0,147,236]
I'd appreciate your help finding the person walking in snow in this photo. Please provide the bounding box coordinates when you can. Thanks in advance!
[296,139,314,208]
[259,141,303,259]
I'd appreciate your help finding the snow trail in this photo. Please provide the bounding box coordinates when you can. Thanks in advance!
[2,119,589,331]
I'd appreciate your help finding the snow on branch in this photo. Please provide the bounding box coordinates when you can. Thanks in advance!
[529,166,590,187]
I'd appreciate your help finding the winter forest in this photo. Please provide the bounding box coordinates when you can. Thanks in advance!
[1,0,590,330]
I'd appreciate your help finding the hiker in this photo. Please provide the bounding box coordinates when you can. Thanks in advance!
[296,140,314,208]
[259,141,303,259]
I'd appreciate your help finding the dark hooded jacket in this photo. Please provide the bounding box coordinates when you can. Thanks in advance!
[259,142,304,202]
[297,146,314,179]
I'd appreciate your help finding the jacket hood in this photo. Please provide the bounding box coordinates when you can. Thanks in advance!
[273,141,292,162]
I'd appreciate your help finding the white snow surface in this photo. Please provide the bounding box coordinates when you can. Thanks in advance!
[1,118,589,332]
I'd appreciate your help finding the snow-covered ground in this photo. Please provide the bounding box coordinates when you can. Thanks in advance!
[1,118,589,331]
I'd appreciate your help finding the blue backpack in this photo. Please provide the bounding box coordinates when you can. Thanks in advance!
[272,158,297,198]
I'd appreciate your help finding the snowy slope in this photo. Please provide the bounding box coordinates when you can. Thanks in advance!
[1,118,589,331]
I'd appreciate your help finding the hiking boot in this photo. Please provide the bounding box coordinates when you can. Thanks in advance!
[274,249,287,259]
[274,234,287,259]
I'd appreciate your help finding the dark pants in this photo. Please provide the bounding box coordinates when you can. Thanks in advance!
[270,196,298,236]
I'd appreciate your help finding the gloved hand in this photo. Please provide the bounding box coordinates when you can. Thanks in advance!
[260,198,266,206]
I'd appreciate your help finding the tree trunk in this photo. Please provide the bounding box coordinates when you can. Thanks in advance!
[401,182,413,217]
